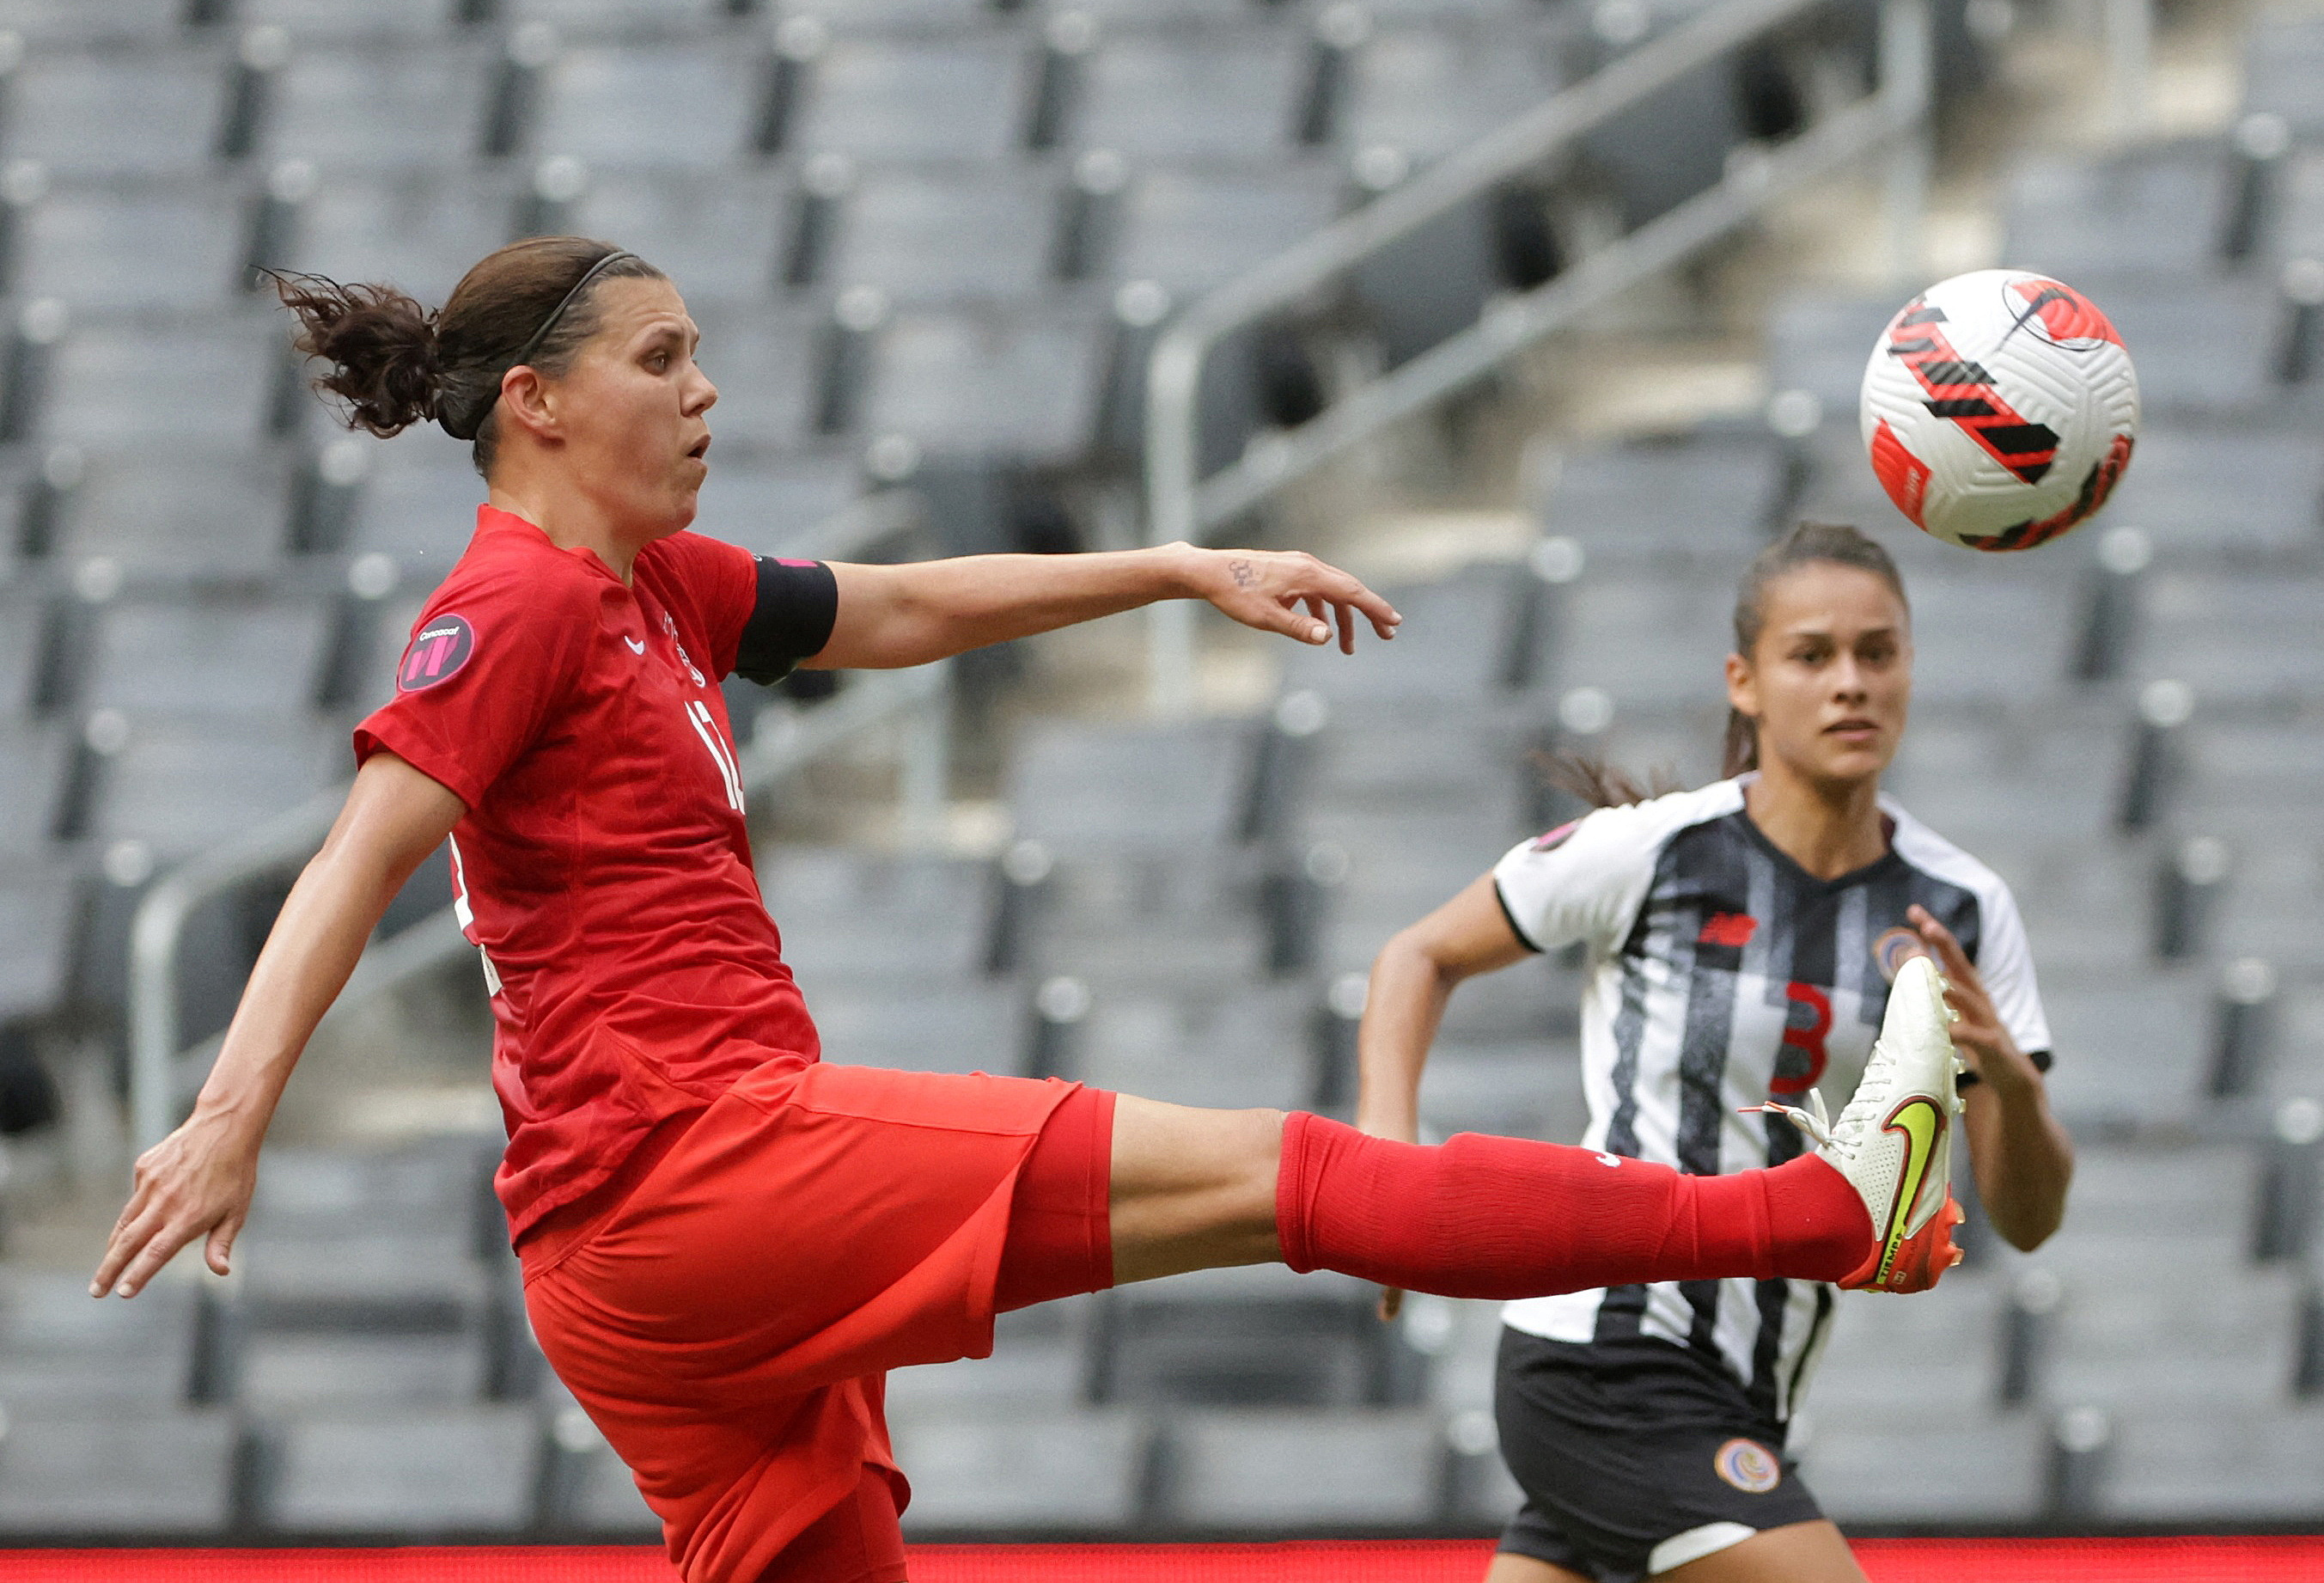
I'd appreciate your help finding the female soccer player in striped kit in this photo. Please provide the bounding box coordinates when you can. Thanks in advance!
[1359,523,2076,1583]
[97,241,1966,1583]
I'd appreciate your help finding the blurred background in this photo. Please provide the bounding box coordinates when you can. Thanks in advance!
[0,0,2318,1547]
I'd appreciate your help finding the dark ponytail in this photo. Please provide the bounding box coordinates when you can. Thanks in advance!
[1723,521,1908,777]
[273,236,664,477]
[272,276,442,437]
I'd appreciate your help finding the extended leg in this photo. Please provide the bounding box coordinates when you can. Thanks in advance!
[1092,1097,1871,1297]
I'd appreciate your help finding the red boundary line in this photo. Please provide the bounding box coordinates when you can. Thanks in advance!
[0,1540,2321,1581]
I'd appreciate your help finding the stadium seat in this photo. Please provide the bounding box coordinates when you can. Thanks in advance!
[264,42,499,173]
[44,450,292,577]
[5,49,221,177]
[1343,24,1562,163]
[759,847,997,986]
[0,1271,198,1409]
[792,38,1032,164]
[2242,18,2324,144]
[684,307,820,449]
[0,863,72,1020]
[0,724,65,853]
[1803,1409,2046,1523]
[264,1407,537,1532]
[1413,1039,1589,1143]
[823,168,1058,305]
[2043,1265,2305,1415]
[73,713,342,854]
[294,175,514,303]
[1156,1406,1445,1529]
[1548,570,1735,711]
[1010,718,1253,855]
[1026,856,1270,995]
[891,1408,1149,1533]
[43,327,282,450]
[1534,434,1784,565]
[2105,1409,2324,1521]
[1280,566,1530,703]
[2077,275,2297,416]
[1077,35,1304,161]
[2140,571,2324,706]
[1087,1264,1418,1411]
[567,168,787,306]
[1072,984,1314,1109]
[2103,426,2324,560]
[2001,144,2236,283]
[78,590,332,720]
[12,182,245,312]
[888,1302,1095,1421]
[534,40,760,168]
[808,981,1024,1075]
[0,1407,236,1533]
[1111,166,1344,296]
[239,0,461,36]
[692,455,866,555]
[1764,294,1902,418]
[859,306,1107,460]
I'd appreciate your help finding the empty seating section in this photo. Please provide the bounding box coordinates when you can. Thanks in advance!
[0,0,2312,1549]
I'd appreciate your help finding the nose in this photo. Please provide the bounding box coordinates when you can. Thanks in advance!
[686,365,717,415]
[1831,654,1869,700]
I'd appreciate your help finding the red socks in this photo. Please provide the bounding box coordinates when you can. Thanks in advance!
[1274,1112,1872,1299]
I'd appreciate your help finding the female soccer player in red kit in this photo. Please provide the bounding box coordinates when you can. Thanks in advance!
[95,238,1967,1583]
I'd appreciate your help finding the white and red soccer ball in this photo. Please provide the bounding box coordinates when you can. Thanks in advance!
[1859,268,2140,553]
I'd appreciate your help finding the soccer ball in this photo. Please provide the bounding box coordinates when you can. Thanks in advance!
[1858,269,2139,553]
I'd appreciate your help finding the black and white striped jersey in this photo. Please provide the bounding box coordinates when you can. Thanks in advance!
[1490,777,2051,1422]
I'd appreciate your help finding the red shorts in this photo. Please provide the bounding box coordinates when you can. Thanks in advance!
[522,1059,1115,1583]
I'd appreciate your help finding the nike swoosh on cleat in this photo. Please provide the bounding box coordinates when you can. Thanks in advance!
[1873,1097,1943,1287]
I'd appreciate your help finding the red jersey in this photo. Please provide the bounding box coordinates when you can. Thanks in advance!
[354,505,838,1241]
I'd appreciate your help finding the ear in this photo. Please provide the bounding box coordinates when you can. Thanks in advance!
[1723,650,1758,721]
[497,364,558,444]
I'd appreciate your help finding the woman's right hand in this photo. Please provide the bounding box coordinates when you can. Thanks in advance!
[92,1108,262,1299]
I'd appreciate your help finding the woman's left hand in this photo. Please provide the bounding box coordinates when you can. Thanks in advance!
[1180,546,1401,654]
[1907,903,2042,1096]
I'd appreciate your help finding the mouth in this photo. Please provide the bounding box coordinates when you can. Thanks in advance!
[1824,718,1880,741]
[685,435,711,462]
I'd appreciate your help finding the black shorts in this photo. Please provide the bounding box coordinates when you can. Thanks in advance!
[1494,1326,1826,1583]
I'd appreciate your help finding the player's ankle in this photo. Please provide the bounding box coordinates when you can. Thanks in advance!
[1764,1155,1877,1283]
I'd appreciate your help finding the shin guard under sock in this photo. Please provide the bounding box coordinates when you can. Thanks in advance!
[1274,1112,1871,1299]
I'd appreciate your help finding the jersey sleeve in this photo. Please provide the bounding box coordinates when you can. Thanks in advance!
[351,571,594,810]
[1973,877,2053,1067]
[1490,803,1661,957]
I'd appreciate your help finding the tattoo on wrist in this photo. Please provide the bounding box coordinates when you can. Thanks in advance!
[1228,558,1257,589]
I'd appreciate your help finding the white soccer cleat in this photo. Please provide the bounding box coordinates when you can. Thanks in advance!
[1746,954,1967,1293]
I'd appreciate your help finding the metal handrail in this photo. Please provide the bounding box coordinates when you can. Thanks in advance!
[128,488,936,1150]
[1143,0,1932,710]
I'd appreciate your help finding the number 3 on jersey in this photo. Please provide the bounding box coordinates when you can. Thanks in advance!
[684,699,746,812]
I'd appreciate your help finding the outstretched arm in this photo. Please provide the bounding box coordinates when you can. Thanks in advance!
[92,753,464,1299]
[807,544,1400,670]
[1909,903,2073,1250]
[1357,874,1535,1317]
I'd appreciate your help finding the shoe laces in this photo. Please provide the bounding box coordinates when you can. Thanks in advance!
[1740,1088,1840,1152]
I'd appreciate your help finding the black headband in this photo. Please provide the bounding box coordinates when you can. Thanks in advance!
[439,248,638,441]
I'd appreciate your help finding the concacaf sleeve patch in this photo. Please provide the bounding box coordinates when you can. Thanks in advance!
[1530,820,1581,853]
[397,613,476,692]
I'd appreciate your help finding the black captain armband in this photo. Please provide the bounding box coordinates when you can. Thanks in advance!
[735,557,839,685]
